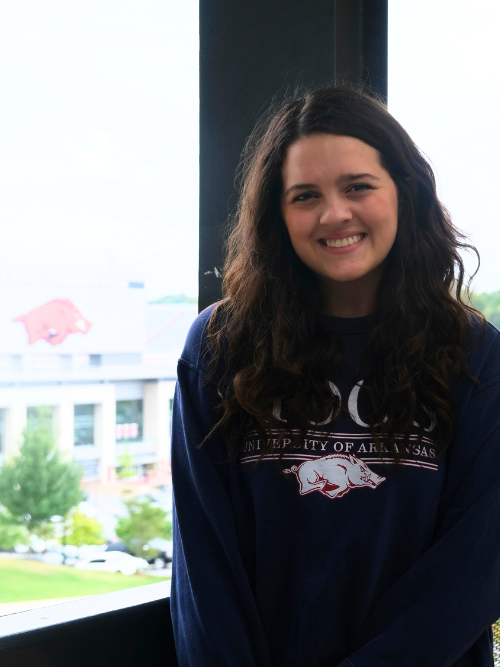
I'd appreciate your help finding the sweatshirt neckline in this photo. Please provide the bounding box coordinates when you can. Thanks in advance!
[326,314,373,334]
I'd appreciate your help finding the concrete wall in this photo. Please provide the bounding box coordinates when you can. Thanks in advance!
[143,380,176,462]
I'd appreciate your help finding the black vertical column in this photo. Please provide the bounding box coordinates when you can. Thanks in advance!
[199,0,388,312]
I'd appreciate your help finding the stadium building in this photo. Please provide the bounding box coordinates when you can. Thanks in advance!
[0,273,197,485]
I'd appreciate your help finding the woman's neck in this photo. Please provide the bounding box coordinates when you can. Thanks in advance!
[322,273,380,318]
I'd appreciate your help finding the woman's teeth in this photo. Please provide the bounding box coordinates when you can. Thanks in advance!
[324,234,364,248]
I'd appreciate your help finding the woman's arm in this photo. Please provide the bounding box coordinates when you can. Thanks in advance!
[170,359,272,667]
[337,379,500,667]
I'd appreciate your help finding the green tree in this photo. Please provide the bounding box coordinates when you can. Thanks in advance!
[115,495,171,557]
[31,522,56,541]
[116,445,136,479]
[472,290,500,329]
[0,408,83,535]
[0,507,28,551]
[65,508,106,547]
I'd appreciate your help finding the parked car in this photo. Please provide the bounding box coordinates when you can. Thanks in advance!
[37,550,65,565]
[149,551,172,569]
[61,544,80,559]
[78,544,108,559]
[105,540,128,553]
[74,551,149,575]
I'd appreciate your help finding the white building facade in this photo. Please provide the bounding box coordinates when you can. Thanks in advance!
[0,372,176,484]
[0,273,197,485]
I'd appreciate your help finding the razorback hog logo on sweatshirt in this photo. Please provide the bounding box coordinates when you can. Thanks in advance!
[13,299,92,346]
[284,453,385,499]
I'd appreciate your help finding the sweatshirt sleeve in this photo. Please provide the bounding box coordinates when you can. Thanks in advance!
[337,377,500,667]
[170,358,273,667]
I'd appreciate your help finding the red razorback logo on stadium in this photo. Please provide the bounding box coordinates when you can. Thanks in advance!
[13,299,93,346]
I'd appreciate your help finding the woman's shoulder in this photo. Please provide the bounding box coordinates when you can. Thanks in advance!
[178,302,220,373]
[466,316,500,387]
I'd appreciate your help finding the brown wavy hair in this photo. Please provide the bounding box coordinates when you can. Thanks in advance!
[204,86,483,462]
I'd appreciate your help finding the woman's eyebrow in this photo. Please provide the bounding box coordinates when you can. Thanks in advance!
[283,183,317,197]
[337,172,380,183]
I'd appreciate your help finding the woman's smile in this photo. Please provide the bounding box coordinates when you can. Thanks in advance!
[319,232,367,251]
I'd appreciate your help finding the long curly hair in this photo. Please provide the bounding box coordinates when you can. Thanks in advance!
[204,86,483,462]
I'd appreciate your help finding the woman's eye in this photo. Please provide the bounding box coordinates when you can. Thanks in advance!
[292,192,316,203]
[348,183,372,193]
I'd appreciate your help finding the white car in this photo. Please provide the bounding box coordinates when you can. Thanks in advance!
[37,550,65,565]
[74,551,149,575]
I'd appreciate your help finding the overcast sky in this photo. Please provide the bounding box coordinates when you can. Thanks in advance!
[0,0,199,301]
[0,1,498,301]
[389,0,500,293]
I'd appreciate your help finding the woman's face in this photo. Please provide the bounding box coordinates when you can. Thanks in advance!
[281,133,398,308]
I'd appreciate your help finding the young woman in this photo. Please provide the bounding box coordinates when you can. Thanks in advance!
[170,87,500,667]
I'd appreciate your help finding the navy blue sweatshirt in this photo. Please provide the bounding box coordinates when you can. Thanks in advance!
[171,305,500,666]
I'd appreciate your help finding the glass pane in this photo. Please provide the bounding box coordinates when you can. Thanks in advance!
[389,0,500,295]
[74,405,95,446]
[27,406,53,432]
[389,0,500,654]
[0,0,198,616]
[115,400,143,442]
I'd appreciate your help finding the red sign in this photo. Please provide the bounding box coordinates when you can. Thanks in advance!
[13,299,92,346]
[116,423,139,440]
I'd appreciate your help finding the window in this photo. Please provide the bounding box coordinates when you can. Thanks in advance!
[79,460,99,479]
[389,0,500,295]
[0,0,198,615]
[74,405,95,446]
[27,406,53,432]
[116,400,143,442]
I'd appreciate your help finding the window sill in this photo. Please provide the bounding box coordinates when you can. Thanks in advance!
[0,582,177,666]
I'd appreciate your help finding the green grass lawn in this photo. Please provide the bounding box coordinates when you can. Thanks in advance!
[0,557,165,603]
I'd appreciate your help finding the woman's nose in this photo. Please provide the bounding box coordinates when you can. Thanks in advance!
[319,197,353,226]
